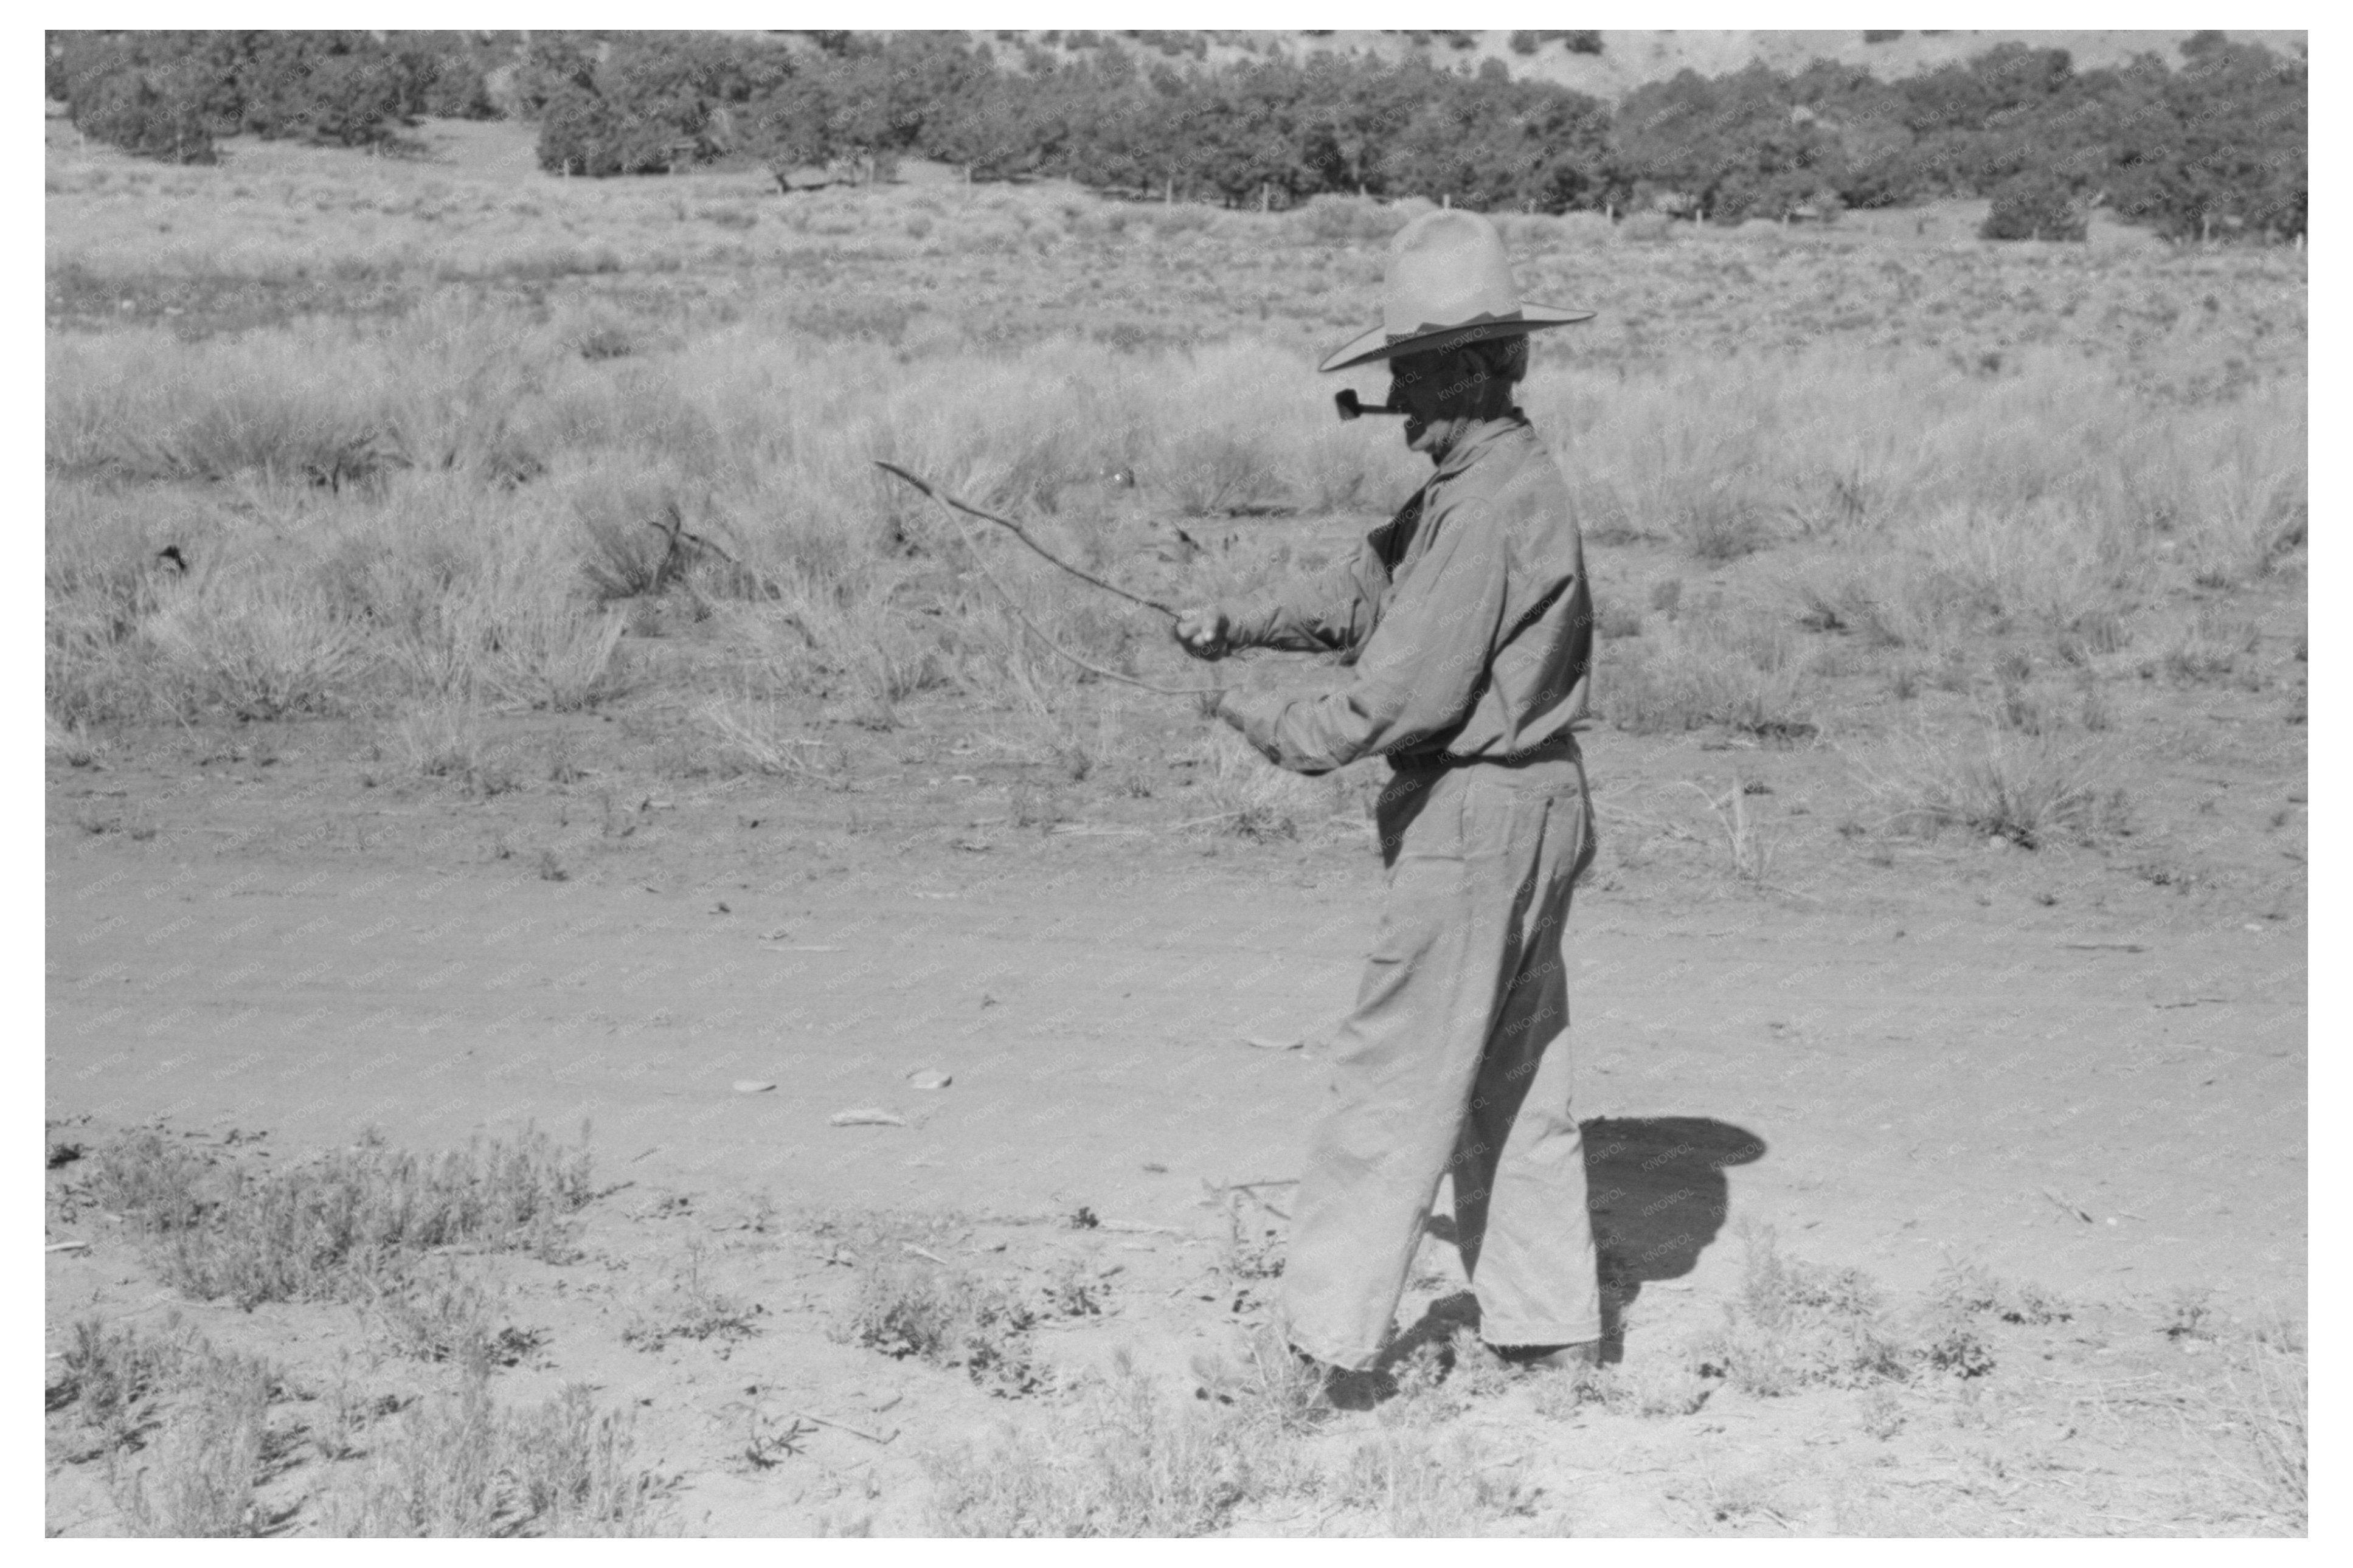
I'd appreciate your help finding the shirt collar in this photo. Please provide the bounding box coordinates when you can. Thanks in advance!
[1429,411,1532,486]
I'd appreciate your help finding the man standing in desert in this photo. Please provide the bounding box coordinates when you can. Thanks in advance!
[1175,209,1601,1405]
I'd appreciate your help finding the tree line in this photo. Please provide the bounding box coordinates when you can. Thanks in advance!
[48,30,2306,242]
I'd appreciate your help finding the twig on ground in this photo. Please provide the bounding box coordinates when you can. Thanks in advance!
[2041,1186,2096,1224]
[796,1410,896,1445]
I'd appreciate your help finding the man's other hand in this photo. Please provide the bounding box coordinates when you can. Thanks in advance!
[1173,607,1232,661]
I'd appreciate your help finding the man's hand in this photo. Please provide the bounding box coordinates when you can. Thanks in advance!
[1171,606,1232,661]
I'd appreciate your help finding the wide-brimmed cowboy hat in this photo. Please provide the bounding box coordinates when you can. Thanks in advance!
[1318,209,1593,374]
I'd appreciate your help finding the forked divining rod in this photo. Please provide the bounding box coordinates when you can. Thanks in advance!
[873,461,1178,621]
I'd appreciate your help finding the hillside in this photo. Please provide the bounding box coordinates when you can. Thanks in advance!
[50,29,2307,238]
[985,29,2308,97]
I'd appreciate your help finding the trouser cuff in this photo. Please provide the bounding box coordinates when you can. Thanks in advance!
[1477,1318,1603,1349]
[1284,1328,1384,1374]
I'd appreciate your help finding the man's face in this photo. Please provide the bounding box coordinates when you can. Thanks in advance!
[1386,348,1481,457]
[1386,350,1448,455]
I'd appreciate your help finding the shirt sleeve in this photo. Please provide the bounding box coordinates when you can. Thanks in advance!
[1217,499,1511,774]
[1215,540,1388,654]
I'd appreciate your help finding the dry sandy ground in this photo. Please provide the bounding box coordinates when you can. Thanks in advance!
[44,641,2306,1533]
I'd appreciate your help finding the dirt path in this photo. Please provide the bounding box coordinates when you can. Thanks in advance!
[47,805,2303,1310]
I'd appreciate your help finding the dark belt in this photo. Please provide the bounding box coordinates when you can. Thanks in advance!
[1389,733,1582,774]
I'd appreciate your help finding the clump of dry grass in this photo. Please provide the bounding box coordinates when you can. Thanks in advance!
[139,576,369,720]
[390,700,513,795]
[1602,613,1817,741]
[1680,779,1778,883]
[88,1125,595,1308]
[1333,1425,1536,1536]
[2158,603,2261,683]
[1192,728,1329,840]
[688,692,842,781]
[1860,726,2126,849]
[2219,1318,2307,1529]
[47,716,105,765]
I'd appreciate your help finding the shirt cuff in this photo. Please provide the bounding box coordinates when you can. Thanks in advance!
[1216,691,1285,762]
[1215,599,1273,651]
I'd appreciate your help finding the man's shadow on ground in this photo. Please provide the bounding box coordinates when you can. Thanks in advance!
[1398,1116,1767,1366]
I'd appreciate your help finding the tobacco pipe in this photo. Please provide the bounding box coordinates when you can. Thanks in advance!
[1334,389,1402,421]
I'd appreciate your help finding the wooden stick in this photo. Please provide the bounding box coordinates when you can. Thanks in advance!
[875,461,1179,620]
[795,1410,896,1445]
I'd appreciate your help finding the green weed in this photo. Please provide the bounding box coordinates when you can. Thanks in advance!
[322,1372,665,1537]
[925,1354,1261,1536]
[109,1347,280,1538]
[1695,1229,1910,1395]
[88,1125,594,1308]
[837,1255,1046,1397]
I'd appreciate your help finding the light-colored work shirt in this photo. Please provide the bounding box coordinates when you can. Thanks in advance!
[1215,413,1593,775]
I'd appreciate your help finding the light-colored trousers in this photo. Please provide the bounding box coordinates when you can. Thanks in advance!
[1280,750,1599,1370]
